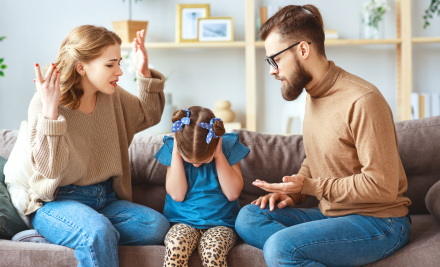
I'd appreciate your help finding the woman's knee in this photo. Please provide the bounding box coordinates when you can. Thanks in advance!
[131,209,170,243]
[32,204,119,247]
[145,210,170,238]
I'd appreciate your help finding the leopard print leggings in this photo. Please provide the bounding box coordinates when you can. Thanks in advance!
[163,223,237,267]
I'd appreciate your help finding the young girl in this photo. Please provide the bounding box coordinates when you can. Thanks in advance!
[154,106,250,267]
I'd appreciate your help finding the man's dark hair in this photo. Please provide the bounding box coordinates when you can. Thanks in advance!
[259,5,326,58]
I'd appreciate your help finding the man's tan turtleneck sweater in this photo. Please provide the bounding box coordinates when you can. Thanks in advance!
[292,61,411,218]
[25,70,165,215]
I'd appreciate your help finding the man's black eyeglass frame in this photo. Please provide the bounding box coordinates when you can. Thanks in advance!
[265,42,312,69]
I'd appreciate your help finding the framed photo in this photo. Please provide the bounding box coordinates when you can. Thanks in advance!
[198,17,234,42]
[176,4,210,43]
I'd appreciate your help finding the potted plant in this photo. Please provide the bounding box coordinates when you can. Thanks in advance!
[423,0,440,28]
[112,0,149,44]
[0,36,7,77]
[360,0,389,39]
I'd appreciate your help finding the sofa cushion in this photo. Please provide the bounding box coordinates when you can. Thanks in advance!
[1,215,439,267]
[395,116,440,214]
[365,214,440,267]
[426,180,440,223]
[0,130,18,160]
[129,134,169,213]
[233,129,319,208]
[0,156,29,239]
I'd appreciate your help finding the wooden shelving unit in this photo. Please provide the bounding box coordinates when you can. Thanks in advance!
[412,37,440,44]
[123,0,439,131]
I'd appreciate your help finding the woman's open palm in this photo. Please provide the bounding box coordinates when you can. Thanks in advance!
[132,30,151,78]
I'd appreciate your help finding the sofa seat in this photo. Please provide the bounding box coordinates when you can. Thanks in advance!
[0,214,439,267]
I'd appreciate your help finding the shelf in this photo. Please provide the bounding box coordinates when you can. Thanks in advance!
[122,39,406,50]
[255,39,402,48]
[121,41,246,49]
[412,37,440,44]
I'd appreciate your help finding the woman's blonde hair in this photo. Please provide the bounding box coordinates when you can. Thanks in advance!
[53,25,122,109]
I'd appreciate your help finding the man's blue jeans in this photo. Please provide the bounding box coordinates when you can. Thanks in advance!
[235,204,410,267]
[30,179,170,267]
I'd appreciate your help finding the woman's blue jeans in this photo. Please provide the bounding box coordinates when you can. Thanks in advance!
[235,204,410,267]
[30,179,170,267]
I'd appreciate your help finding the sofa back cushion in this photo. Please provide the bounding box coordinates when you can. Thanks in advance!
[0,130,18,160]
[395,116,440,214]
[128,116,440,215]
[1,116,439,215]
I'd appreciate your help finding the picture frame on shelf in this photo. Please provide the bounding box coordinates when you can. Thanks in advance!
[176,4,210,43]
[198,17,234,42]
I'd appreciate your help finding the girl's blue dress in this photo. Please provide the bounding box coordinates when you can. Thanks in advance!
[154,133,250,229]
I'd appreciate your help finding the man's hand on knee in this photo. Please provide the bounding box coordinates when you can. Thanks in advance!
[251,193,295,211]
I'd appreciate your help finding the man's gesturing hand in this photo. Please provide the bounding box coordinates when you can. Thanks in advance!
[252,174,305,195]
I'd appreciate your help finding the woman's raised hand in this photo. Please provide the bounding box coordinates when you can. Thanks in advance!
[34,63,60,120]
[132,30,151,78]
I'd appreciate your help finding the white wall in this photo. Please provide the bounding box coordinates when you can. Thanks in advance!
[0,0,439,132]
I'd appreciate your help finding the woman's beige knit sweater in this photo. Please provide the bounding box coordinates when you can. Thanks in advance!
[25,69,165,215]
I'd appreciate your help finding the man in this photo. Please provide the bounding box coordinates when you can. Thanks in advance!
[235,5,411,267]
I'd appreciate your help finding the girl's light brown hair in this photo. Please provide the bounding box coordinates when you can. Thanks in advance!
[172,106,225,162]
[259,5,326,58]
[53,25,122,109]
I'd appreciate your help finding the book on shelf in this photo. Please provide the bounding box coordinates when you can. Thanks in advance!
[411,92,419,119]
[411,92,440,119]
[431,93,440,117]
[260,5,281,25]
[421,93,431,118]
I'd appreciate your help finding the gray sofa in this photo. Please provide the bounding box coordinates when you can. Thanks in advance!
[1,116,440,267]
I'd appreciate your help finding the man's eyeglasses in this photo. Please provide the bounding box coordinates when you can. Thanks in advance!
[265,42,311,69]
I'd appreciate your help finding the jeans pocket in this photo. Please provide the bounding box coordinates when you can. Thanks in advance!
[382,225,409,259]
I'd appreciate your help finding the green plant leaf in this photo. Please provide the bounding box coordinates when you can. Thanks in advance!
[0,71,4,77]
[0,59,3,64]
[0,36,6,42]
[1,65,7,69]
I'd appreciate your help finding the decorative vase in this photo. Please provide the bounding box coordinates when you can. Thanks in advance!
[213,100,235,123]
[112,20,149,44]
[360,12,384,39]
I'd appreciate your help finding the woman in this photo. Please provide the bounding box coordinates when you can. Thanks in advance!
[26,25,170,267]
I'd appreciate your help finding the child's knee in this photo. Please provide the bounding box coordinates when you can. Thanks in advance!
[198,227,236,266]
[164,223,200,252]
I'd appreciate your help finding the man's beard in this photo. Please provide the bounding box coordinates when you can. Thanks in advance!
[277,54,313,101]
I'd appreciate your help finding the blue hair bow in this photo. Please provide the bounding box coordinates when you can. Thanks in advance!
[171,109,190,133]
[198,118,223,144]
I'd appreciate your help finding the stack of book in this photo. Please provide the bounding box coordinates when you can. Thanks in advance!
[411,92,440,119]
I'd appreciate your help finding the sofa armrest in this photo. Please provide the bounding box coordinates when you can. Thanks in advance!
[426,180,440,223]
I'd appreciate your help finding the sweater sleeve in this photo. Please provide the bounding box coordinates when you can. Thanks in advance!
[117,69,165,135]
[297,157,311,178]
[28,94,69,180]
[301,92,401,204]
[289,157,311,205]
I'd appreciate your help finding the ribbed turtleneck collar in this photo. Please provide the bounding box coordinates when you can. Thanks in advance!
[306,61,341,98]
